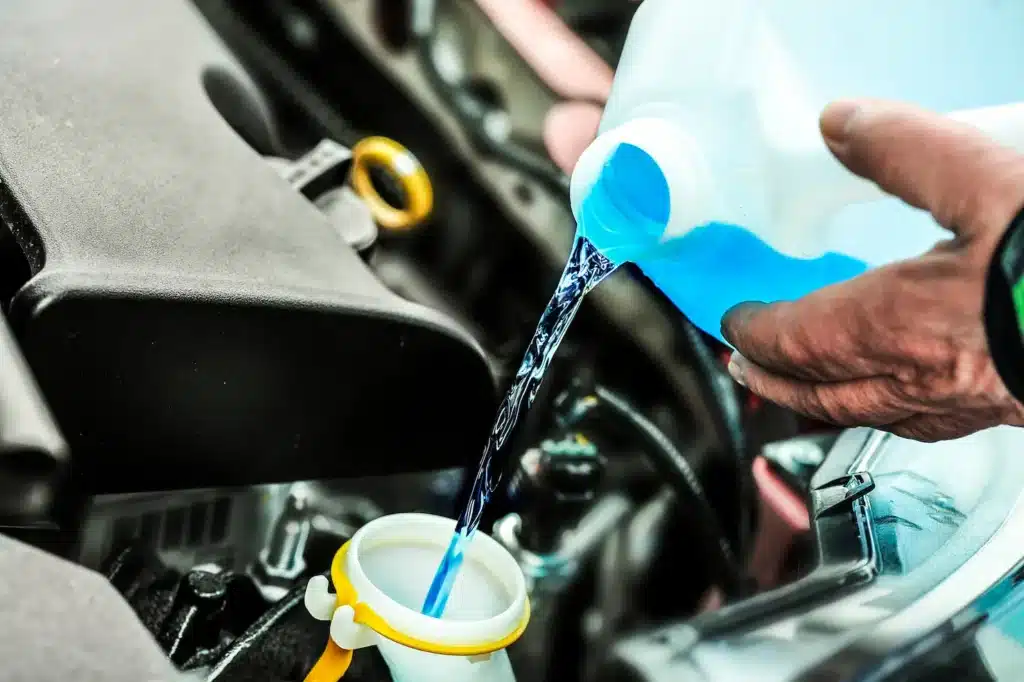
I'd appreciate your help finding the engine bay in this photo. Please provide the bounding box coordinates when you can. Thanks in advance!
[1,2,1023,681]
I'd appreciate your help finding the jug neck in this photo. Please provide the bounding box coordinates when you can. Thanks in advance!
[570,117,715,263]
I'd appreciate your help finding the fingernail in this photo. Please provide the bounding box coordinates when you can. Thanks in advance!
[728,353,748,387]
[820,100,863,148]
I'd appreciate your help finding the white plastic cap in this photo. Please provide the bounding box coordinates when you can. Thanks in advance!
[569,116,715,243]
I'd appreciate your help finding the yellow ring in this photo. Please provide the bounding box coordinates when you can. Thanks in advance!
[350,136,433,231]
[329,542,530,657]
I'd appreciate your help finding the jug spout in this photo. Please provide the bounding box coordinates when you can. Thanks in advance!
[570,117,717,265]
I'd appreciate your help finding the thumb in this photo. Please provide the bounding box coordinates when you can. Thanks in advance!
[820,99,1024,240]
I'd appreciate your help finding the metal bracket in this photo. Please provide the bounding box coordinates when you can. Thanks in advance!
[812,472,875,519]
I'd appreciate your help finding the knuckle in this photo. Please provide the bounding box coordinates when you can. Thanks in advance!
[803,384,842,423]
[904,347,996,405]
[739,363,776,403]
[950,355,984,396]
[741,367,765,396]
[889,413,956,442]
[940,349,991,399]
[774,307,821,367]
[776,327,811,367]
[818,377,913,427]
[892,422,944,443]
[812,383,873,426]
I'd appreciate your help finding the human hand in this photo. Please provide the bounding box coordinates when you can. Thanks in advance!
[722,99,1024,442]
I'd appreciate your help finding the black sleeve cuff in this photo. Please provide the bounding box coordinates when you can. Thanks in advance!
[984,205,1024,404]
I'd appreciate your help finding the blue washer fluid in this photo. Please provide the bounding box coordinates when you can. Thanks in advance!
[577,142,868,343]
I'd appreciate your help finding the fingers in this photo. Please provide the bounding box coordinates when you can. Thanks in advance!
[727,354,915,426]
[888,401,1020,442]
[721,270,895,382]
[820,99,1024,240]
[887,415,971,443]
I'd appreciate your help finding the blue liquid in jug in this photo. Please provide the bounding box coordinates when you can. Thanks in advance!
[638,222,868,342]
[421,234,617,619]
[580,142,869,342]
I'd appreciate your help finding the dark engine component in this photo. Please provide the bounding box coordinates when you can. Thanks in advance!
[104,545,269,670]
[0,309,71,541]
[104,542,394,682]
[0,0,495,494]
[0,310,68,520]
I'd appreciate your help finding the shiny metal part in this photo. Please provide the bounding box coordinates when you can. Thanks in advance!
[255,491,312,589]
[764,437,827,469]
[251,482,383,601]
[496,494,632,586]
[495,493,633,682]
[761,432,842,492]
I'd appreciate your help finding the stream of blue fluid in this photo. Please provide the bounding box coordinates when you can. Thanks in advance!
[420,142,870,618]
[421,232,618,618]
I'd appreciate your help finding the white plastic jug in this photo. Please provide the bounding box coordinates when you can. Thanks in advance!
[302,513,529,682]
[570,0,1024,341]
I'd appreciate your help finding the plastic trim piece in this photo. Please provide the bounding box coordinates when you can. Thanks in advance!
[0,309,69,527]
[0,0,496,492]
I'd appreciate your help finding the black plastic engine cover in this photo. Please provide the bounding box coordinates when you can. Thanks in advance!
[0,0,495,493]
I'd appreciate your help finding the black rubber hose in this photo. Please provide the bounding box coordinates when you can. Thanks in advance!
[415,41,572,198]
[678,320,755,560]
[205,581,306,681]
[592,385,747,598]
